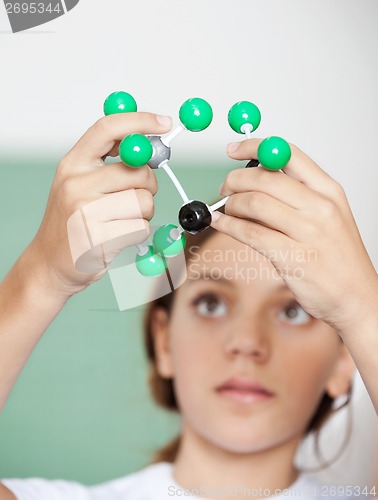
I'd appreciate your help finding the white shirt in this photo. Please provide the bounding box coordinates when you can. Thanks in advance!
[1,461,374,499]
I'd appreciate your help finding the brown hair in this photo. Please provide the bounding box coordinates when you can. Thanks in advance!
[143,207,352,469]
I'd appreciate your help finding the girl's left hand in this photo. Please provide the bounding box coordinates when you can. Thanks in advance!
[210,139,378,334]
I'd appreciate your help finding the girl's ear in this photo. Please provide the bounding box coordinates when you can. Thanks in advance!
[325,342,356,399]
[150,307,174,379]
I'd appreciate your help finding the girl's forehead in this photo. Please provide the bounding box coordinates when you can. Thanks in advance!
[196,232,264,258]
[186,232,288,293]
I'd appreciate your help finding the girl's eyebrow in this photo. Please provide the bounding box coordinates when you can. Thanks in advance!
[187,272,235,287]
[186,271,290,293]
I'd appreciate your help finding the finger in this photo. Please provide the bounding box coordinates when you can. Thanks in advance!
[66,112,172,166]
[227,138,340,198]
[95,219,150,248]
[221,165,322,211]
[225,192,302,241]
[107,141,121,157]
[210,211,293,265]
[79,189,154,225]
[101,141,121,162]
[68,215,149,274]
[83,162,158,196]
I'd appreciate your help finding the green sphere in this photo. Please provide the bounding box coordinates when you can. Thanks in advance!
[119,134,153,167]
[179,98,213,132]
[228,101,261,134]
[136,246,167,277]
[257,136,291,171]
[153,224,186,258]
[103,91,137,115]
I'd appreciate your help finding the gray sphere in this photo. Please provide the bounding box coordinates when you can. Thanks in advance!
[147,135,171,169]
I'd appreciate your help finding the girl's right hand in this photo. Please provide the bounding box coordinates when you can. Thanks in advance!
[26,112,173,298]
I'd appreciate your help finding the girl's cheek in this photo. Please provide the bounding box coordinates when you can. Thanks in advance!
[171,327,218,376]
[287,357,334,403]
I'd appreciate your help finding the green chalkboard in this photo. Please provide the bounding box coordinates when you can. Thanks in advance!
[0,155,234,484]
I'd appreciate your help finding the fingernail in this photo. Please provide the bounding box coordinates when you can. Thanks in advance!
[219,182,224,195]
[211,211,222,223]
[227,142,241,154]
[156,115,172,127]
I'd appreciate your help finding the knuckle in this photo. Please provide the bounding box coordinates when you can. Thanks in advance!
[146,168,158,194]
[305,221,321,239]
[139,165,151,184]
[61,177,77,201]
[142,220,151,240]
[330,180,347,202]
[92,116,109,136]
[140,190,155,219]
[320,198,337,218]
[224,169,238,191]
[56,157,71,180]
[248,192,266,213]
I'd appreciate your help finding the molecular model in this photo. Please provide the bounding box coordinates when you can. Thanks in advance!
[102,91,292,278]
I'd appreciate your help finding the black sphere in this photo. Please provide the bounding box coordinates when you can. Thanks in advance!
[179,200,212,234]
[245,158,260,168]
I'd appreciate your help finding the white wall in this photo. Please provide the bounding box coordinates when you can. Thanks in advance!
[0,0,377,259]
[0,0,377,487]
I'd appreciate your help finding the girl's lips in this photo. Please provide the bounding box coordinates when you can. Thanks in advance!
[215,377,275,403]
[216,387,274,403]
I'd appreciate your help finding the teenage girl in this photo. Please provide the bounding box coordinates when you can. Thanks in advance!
[0,111,377,499]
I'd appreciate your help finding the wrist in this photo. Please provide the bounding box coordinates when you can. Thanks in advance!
[335,274,378,339]
[17,243,74,305]
[0,245,70,346]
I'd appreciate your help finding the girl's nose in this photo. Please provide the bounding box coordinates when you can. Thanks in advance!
[223,320,271,362]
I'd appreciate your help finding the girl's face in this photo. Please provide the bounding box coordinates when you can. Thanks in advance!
[153,233,355,454]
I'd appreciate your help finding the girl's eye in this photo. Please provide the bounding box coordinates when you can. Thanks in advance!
[192,293,228,318]
[278,301,312,325]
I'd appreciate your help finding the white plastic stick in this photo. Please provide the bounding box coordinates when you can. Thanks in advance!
[159,161,190,203]
[136,244,149,256]
[209,196,229,212]
[161,123,186,147]
[170,226,184,240]
[240,123,253,139]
